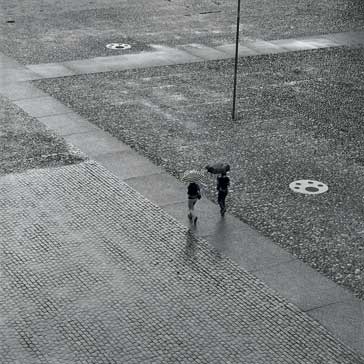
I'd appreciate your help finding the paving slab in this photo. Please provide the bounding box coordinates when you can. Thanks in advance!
[157,48,204,64]
[13,96,72,118]
[64,130,131,158]
[61,49,203,76]
[298,37,343,48]
[26,63,76,78]
[125,172,187,206]
[308,299,364,356]
[94,150,163,180]
[0,161,363,363]
[244,40,288,54]
[92,51,179,70]
[0,67,40,84]
[252,259,355,312]
[37,113,100,136]
[162,200,295,272]
[177,44,231,60]
[0,82,47,100]
[269,38,319,51]
[62,58,111,75]
[326,31,364,47]
[202,219,296,273]
[162,199,227,236]
[215,43,259,56]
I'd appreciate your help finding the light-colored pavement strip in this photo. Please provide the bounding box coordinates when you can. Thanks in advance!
[1,31,364,359]
[0,161,363,364]
[22,31,364,80]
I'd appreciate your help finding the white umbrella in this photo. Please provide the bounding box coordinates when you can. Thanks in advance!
[181,169,205,184]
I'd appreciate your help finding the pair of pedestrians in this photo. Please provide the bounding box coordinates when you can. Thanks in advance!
[186,165,230,224]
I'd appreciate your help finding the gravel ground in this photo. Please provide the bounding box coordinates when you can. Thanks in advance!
[0,96,85,176]
[33,47,364,300]
[1,0,363,64]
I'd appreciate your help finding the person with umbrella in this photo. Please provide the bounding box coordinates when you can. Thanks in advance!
[181,170,204,225]
[205,163,230,216]
[217,171,230,216]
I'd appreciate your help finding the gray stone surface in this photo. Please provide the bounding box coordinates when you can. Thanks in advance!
[202,220,296,273]
[94,150,163,180]
[178,44,231,60]
[297,37,342,48]
[0,68,40,84]
[163,199,296,272]
[216,44,259,56]
[269,39,319,51]
[252,260,355,312]
[62,58,110,75]
[64,130,131,158]
[62,49,203,76]
[162,199,229,237]
[152,47,203,65]
[244,40,288,54]
[125,172,187,206]
[0,82,47,100]
[38,113,100,136]
[26,63,76,78]
[326,31,364,46]
[0,161,363,363]
[13,96,72,118]
[92,51,176,70]
[308,299,364,355]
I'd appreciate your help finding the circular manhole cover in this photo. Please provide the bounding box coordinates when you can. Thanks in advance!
[106,43,131,50]
[289,180,328,195]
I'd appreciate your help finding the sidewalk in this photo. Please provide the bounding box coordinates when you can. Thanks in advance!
[1,161,363,364]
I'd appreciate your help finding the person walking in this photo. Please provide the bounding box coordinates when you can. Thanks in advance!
[187,181,201,225]
[217,171,230,216]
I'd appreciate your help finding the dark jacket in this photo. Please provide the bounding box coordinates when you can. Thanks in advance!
[217,176,230,192]
[188,182,201,199]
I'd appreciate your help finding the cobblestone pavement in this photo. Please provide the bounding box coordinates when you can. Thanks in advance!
[0,161,363,364]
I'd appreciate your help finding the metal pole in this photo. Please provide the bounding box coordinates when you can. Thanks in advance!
[232,0,241,120]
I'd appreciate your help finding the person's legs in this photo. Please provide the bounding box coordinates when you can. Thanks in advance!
[188,198,197,221]
[218,191,227,216]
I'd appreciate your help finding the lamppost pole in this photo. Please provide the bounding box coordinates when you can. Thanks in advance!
[232,0,241,120]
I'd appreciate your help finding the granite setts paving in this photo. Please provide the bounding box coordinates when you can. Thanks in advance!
[1,161,363,364]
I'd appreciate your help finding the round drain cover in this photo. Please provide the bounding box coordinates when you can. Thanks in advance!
[106,43,131,50]
[289,180,328,195]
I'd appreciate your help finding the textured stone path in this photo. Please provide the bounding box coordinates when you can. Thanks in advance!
[23,31,364,79]
[0,162,363,364]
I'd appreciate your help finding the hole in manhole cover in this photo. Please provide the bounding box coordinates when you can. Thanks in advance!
[289,180,328,195]
[6,20,15,23]
[106,43,131,50]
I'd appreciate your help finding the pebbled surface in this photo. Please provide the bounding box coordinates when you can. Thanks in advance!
[0,95,85,176]
[0,161,363,363]
[0,0,363,64]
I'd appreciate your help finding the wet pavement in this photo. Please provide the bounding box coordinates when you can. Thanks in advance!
[1,0,364,358]
[31,40,364,302]
[1,161,363,364]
